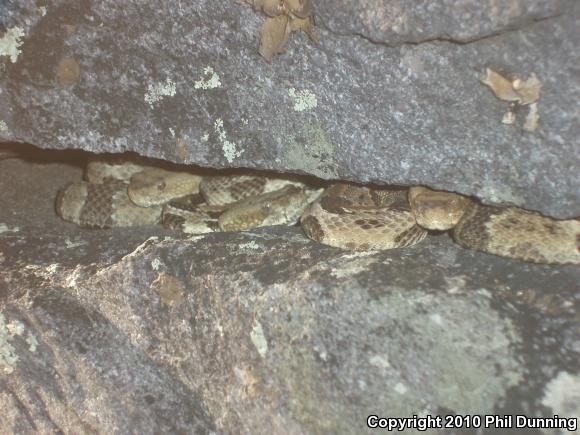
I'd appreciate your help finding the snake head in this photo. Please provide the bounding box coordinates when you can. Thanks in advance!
[408,186,471,231]
[127,168,202,207]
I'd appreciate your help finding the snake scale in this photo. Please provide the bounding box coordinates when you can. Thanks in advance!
[55,158,580,265]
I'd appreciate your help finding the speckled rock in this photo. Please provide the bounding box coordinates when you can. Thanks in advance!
[1,154,579,434]
[315,0,571,44]
[0,1,579,218]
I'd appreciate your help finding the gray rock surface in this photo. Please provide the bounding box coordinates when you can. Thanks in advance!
[1,152,579,434]
[0,1,579,217]
[315,0,571,44]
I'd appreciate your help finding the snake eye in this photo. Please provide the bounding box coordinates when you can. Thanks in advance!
[157,180,166,191]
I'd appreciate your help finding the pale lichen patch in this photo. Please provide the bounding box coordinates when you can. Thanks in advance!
[1,314,39,374]
[288,88,318,112]
[0,223,19,233]
[331,257,377,279]
[239,241,261,251]
[394,382,408,395]
[22,264,60,280]
[122,237,160,260]
[63,265,85,289]
[340,251,379,260]
[541,372,580,424]
[1,314,24,374]
[0,27,26,63]
[6,319,24,336]
[369,354,391,369]
[283,122,337,178]
[444,276,467,294]
[151,258,162,270]
[187,234,207,242]
[194,66,222,90]
[214,118,243,163]
[26,333,38,352]
[0,120,7,132]
[144,78,176,108]
[64,238,86,248]
[250,320,268,358]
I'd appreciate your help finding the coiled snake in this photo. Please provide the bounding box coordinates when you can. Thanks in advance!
[56,159,580,265]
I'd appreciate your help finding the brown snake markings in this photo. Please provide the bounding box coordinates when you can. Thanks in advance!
[55,160,580,265]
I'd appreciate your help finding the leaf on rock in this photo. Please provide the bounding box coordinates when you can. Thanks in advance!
[252,0,285,16]
[288,15,317,42]
[513,73,541,105]
[480,68,542,132]
[285,0,313,18]
[259,14,291,62]
[481,68,542,106]
[480,68,520,102]
[242,0,317,61]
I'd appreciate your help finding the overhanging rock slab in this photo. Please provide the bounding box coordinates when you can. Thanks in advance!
[0,1,579,217]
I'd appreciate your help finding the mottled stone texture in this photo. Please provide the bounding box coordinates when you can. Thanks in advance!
[1,154,579,434]
[315,0,570,43]
[0,1,579,218]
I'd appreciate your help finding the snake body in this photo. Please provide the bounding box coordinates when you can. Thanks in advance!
[300,184,428,250]
[452,202,580,264]
[55,159,580,265]
[56,179,163,228]
[57,159,322,234]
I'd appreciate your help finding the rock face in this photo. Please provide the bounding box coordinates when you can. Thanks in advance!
[1,0,579,432]
[0,0,579,218]
[1,153,579,434]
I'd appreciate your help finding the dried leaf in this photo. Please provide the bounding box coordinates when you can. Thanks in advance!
[513,73,541,105]
[245,0,317,61]
[523,102,540,132]
[288,15,317,42]
[253,0,285,16]
[480,68,520,102]
[259,14,291,62]
[285,0,313,18]
[284,0,301,10]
